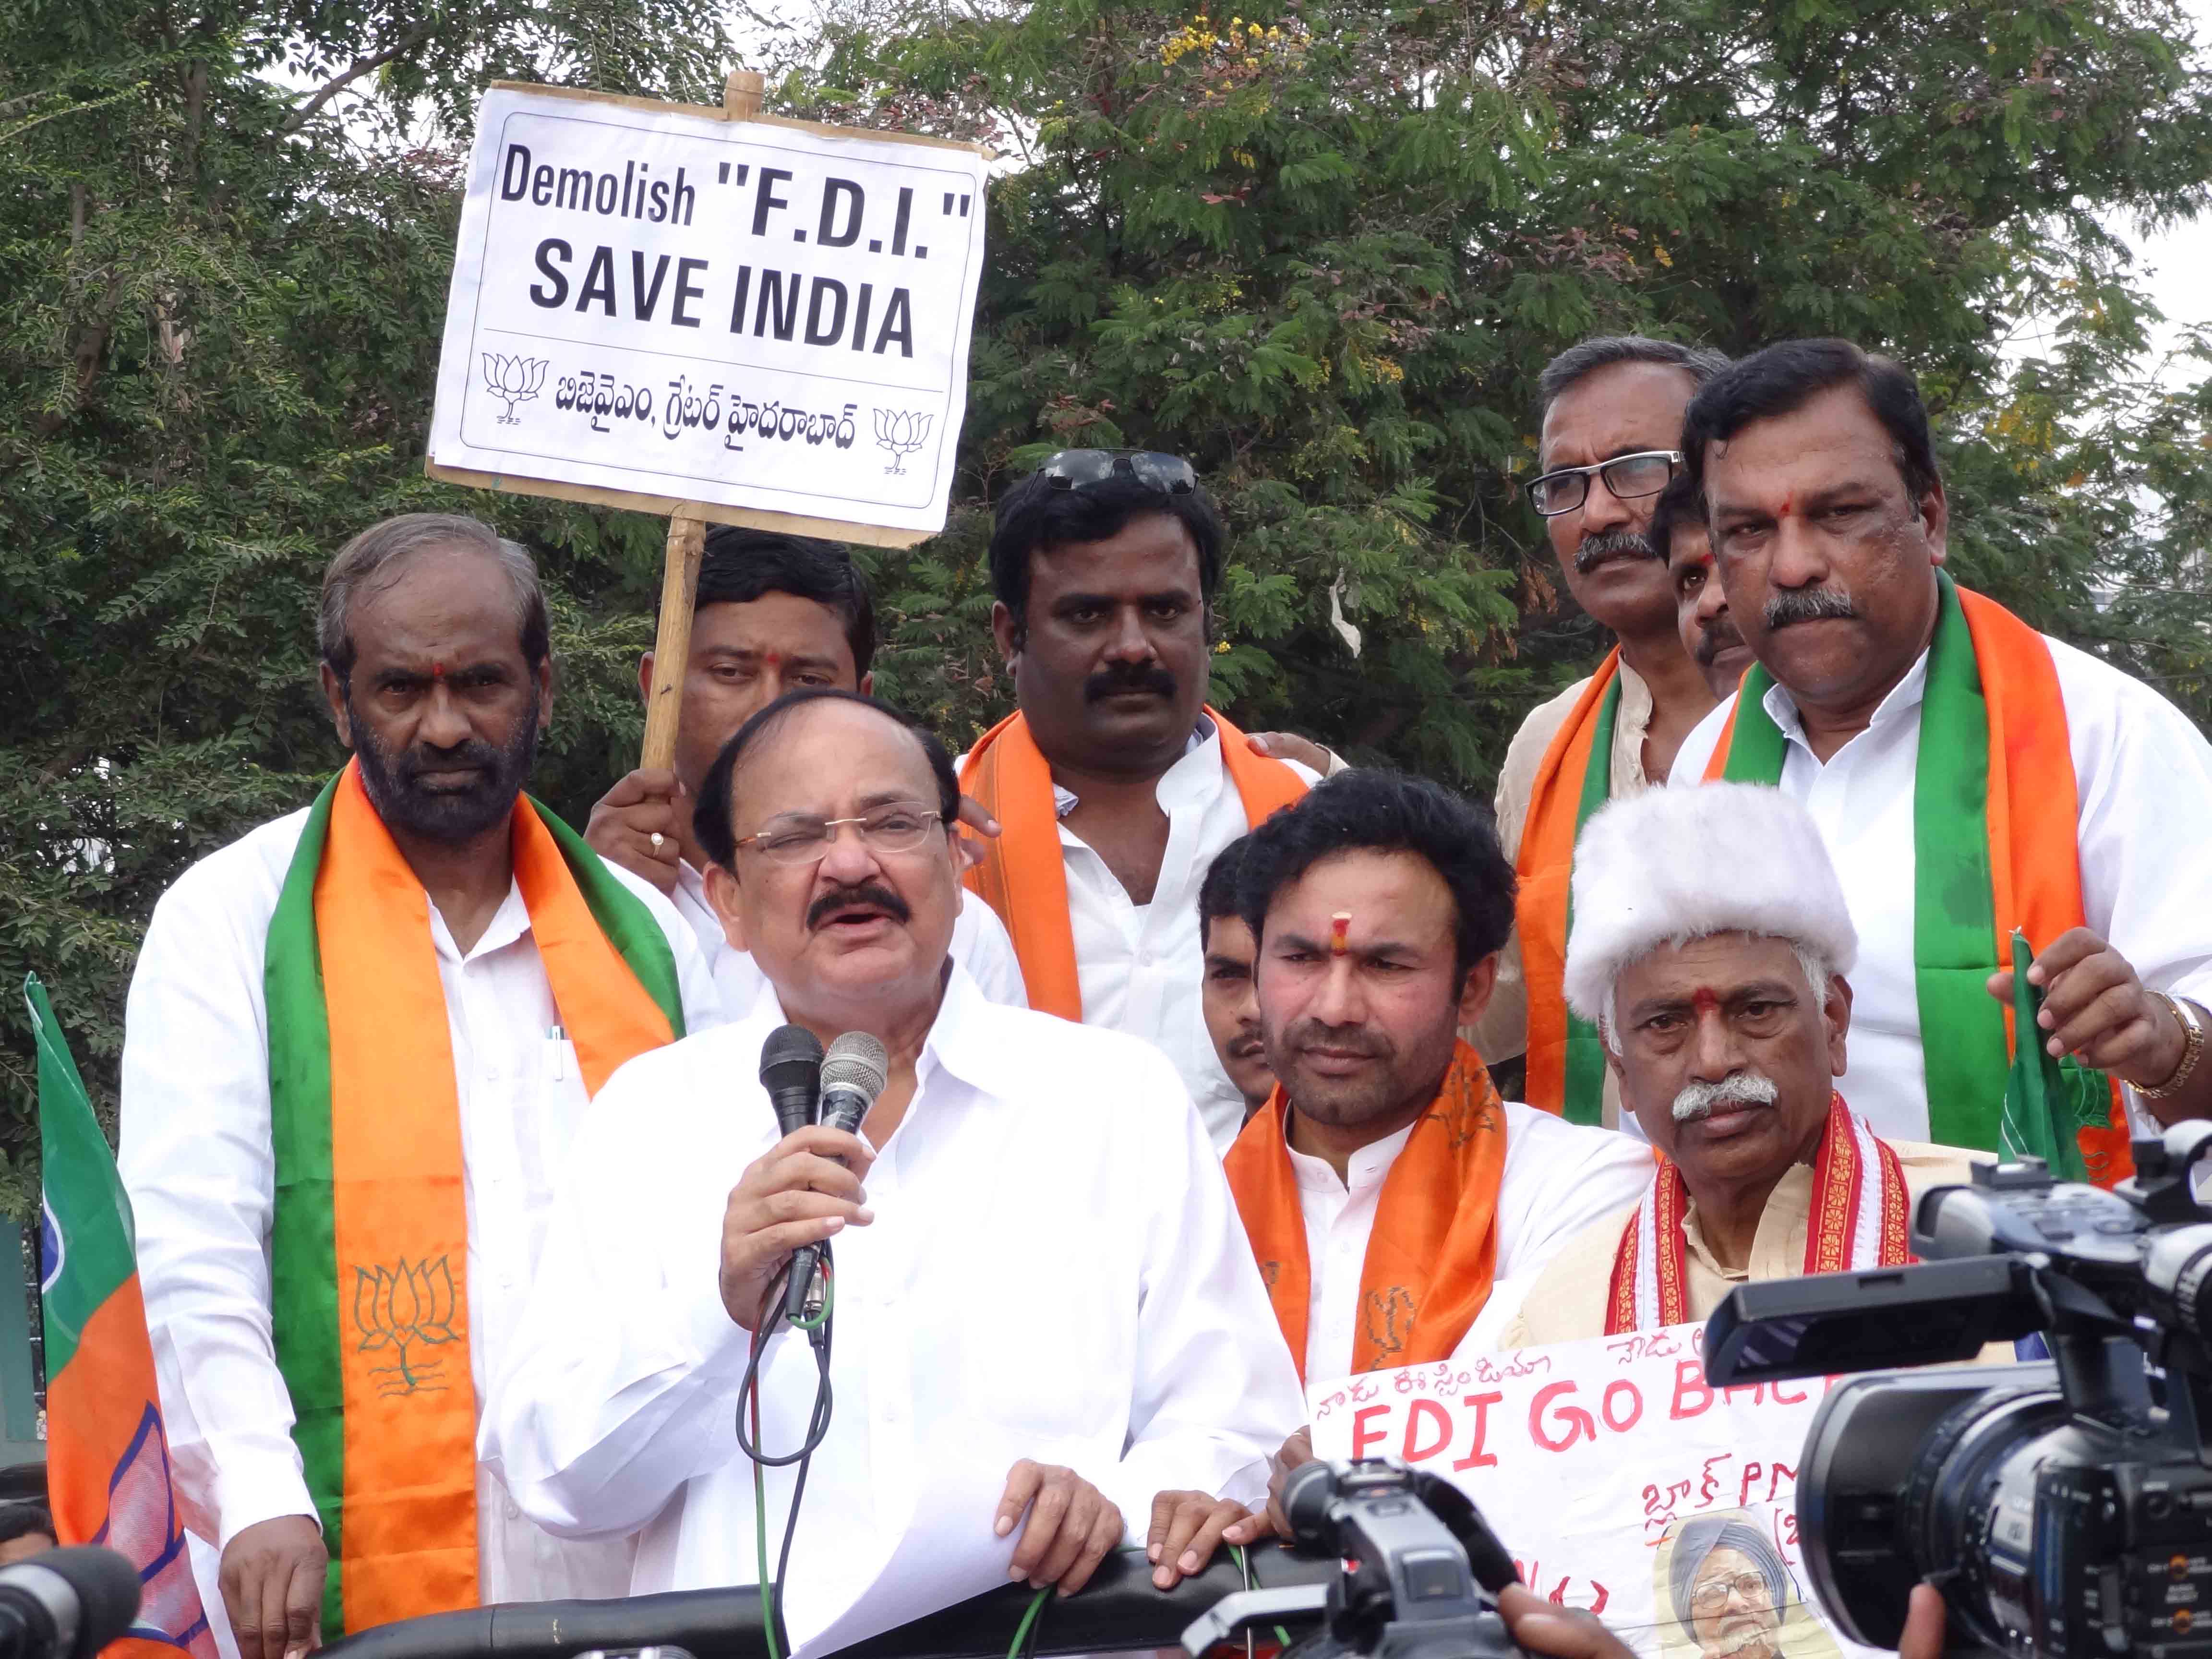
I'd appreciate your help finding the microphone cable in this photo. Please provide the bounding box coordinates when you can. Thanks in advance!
[740,1250,838,1659]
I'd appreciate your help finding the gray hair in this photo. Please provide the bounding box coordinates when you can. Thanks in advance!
[1600,939,1837,1054]
[1537,335,1731,424]
[319,513,550,681]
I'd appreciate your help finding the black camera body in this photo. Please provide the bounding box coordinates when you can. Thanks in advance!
[1182,1461,1521,1659]
[1706,1119,2212,1659]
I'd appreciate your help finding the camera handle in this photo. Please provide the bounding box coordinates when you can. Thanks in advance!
[1180,1587,1333,1658]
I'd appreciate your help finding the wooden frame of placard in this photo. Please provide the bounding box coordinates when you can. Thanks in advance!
[425,69,990,769]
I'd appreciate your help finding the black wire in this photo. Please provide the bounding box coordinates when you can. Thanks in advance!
[737,1250,839,1659]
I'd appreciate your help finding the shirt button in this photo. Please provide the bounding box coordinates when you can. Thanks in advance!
[882,1401,901,1423]
[504,1499,521,1521]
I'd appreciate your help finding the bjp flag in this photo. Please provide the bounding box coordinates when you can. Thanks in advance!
[28,975,216,1659]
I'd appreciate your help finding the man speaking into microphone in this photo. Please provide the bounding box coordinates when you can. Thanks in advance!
[486,688,1303,1607]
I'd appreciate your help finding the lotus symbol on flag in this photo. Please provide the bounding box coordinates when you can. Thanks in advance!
[873,407,934,474]
[481,353,548,424]
[354,1256,460,1396]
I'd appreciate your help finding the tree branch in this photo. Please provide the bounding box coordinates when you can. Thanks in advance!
[279,24,436,135]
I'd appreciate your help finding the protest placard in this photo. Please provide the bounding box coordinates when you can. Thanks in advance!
[1309,1326,1882,1659]
[426,72,992,766]
[428,79,989,541]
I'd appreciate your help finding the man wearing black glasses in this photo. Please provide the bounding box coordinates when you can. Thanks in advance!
[957,451,1322,1150]
[1474,336,1729,1130]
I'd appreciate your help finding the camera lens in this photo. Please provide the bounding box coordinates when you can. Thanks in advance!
[2145,1226,2212,1342]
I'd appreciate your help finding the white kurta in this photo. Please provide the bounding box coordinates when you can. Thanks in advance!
[484,968,1307,1595]
[1287,1102,1659,1380]
[668,861,1028,1020]
[1670,634,2212,1142]
[117,804,724,1651]
[1048,724,1320,1153]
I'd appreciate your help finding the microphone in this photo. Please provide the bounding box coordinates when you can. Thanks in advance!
[0,1547,142,1659]
[759,1024,825,1138]
[783,1031,890,1324]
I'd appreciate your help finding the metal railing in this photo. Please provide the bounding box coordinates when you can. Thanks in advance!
[318,1542,1334,1659]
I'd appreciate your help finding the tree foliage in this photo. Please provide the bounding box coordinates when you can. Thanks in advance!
[4,0,2211,1213]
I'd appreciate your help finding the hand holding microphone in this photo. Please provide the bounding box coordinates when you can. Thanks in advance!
[718,1029,890,1333]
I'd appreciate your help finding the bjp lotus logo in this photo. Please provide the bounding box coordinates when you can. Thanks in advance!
[481,352,548,424]
[873,407,934,474]
[354,1257,460,1396]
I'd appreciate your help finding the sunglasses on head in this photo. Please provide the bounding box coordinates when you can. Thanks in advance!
[1034,449,1199,496]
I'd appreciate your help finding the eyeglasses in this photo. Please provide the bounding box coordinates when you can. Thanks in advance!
[1034,449,1199,496]
[1689,1572,1776,1612]
[733,803,944,866]
[1527,450,1682,517]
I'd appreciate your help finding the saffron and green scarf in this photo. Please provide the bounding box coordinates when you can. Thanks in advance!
[264,761,683,1635]
[1702,573,2131,1185]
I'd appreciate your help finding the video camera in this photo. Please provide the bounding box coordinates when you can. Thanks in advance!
[1181,1461,1521,1659]
[1706,1118,2212,1659]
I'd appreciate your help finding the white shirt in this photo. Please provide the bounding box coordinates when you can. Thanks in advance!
[485,968,1306,1595]
[117,804,723,1650]
[1050,723,1320,1151]
[668,860,1028,1020]
[1671,633,2212,1141]
[1288,1102,1658,1379]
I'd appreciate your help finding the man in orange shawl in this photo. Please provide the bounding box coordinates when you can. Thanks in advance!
[117,517,722,1659]
[1669,340,2212,1159]
[1479,337,1732,1129]
[1217,770,1651,1525]
[958,452,1327,1149]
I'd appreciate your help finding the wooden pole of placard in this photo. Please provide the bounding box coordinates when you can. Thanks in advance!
[637,70,765,771]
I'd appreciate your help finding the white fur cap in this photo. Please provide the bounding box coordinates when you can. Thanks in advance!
[1562,781,1858,1022]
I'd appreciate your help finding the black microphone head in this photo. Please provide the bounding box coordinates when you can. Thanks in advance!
[759,1024,825,1137]
[0,1546,143,1659]
[818,1032,890,1134]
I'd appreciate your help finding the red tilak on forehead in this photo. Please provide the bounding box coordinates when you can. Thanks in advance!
[1330,913,1352,956]
[432,661,446,681]
[1691,987,1722,1016]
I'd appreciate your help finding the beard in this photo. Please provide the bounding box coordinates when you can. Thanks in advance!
[1272,1012,1459,1127]
[349,685,540,846]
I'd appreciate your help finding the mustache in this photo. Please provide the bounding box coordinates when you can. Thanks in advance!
[1226,1029,1267,1061]
[1281,1018,1390,1059]
[805,881,912,930]
[1574,528,1656,574]
[1695,616,1747,667]
[1084,661,1180,703]
[1763,586,1858,629]
[393,740,503,786]
[1673,1071,1780,1123]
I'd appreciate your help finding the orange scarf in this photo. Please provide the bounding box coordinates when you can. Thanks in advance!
[275,763,677,1631]
[1225,1041,1509,1382]
[1514,650,1623,1123]
[958,707,1309,1020]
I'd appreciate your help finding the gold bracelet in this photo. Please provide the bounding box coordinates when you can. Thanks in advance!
[2137,995,2207,1100]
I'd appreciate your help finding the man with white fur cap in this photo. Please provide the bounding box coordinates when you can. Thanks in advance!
[1500,782,1985,1344]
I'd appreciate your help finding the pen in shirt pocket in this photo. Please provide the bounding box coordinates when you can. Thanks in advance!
[548,1023,566,1081]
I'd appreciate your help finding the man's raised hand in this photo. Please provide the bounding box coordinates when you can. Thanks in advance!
[995,1460,1123,1597]
[585,768,686,894]
[1986,927,2195,1098]
[1147,1491,1266,1588]
[718,1125,875,1331]
[219,1515,327,1659]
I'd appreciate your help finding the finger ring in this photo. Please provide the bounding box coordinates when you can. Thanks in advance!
[650,832,664,851]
